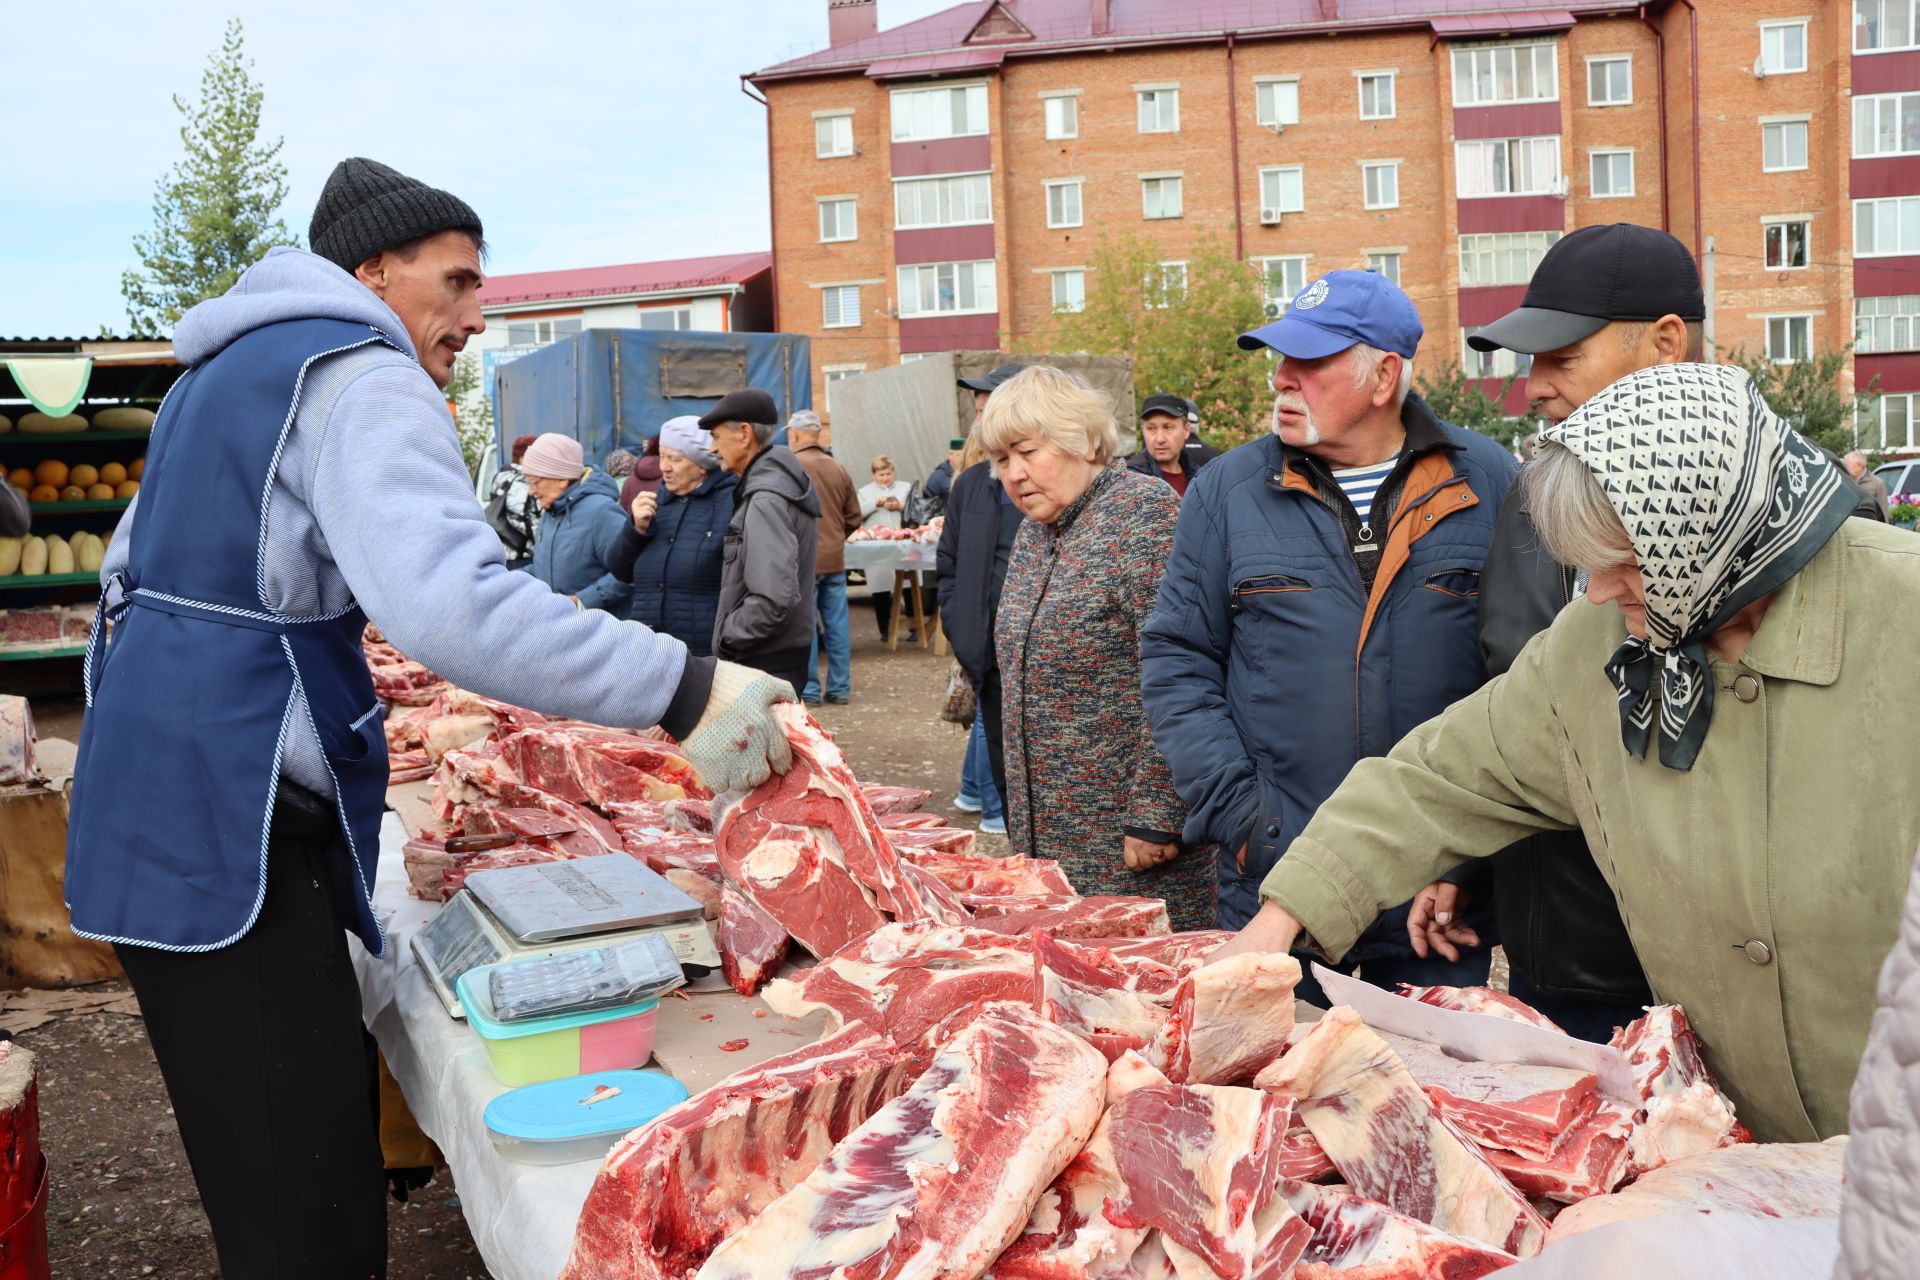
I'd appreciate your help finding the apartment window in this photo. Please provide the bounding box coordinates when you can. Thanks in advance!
[822,286,861,329]
[1137,87,1180,133]
[1857,195,1920,255]
[1259,256,1310,312]
[1363,162,1400,209]
[1367,252,1402,285]
[1043,94,1079,140]
[1256,78,1300,128]
[636,308,690,331]
[1357,72,1396,120]
[1456,136,1562,197]
[1760,20,1808,73]
[823,366,866,412]
[1854,93,1920,158]
[896,260,996,317]
[504,316,581,346]
[1045,180,1083,229]
[1590,150,1635,198]
[1452,43,1558,107]
[1857,294,1920,352]
[1765,220,1810,269]
[815,113,853,158]
[1866,393,1917,449]
[1763,119,1809,171]
[1147,262,1187,308]
[1051,269,1086,313]
[1463,327,1531,379]
[1458,231,1563,287]
[891,84,989,142]
[1141,175,1183,220]
[1856,0,1920,52]
[893,173,992,229]
[1766,315,1813,364]
[1587,56,1632,105]
[1259,166,1305,214]
[818,198,856,242]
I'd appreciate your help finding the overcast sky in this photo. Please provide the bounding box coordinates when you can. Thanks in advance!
[2,1,955,337]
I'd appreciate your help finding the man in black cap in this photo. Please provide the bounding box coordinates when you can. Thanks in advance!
[1126,394,1220,497]
[703,388,822,691]
[69,160,796,1277]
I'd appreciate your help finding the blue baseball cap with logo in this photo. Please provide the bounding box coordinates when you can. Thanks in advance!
[1236,269,1424,360]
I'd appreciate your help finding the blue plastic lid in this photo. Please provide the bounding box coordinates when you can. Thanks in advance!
[484,1070,690,1142]
[457,964,660,1041]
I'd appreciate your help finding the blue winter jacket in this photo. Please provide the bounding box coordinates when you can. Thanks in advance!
[609,468,737,656]
[1140,397,1518,951]
[525,468,632,613]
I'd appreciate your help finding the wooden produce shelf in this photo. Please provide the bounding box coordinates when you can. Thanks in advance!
[0,574,98,591]
[0,431,151,445]
[0,644,86,663]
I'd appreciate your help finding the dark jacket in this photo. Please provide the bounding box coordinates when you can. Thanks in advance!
[919,458,956,521]
[523,468,632,614]
[1126,436,1222,487]
[608,468,737,657]
[791,443,861,576]
[715,446,820,662]
[1141,395,1516,945]
[0,479,26,537]
[936,460,1023,684]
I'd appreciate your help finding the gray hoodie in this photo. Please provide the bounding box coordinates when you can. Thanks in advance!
[105,247,701,798]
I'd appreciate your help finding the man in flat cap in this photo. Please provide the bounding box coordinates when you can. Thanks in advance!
[67,159,797,1277]
[702,389,822,692]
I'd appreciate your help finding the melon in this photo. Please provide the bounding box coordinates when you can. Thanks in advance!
[75,534,106,574]
[115,480,140,499]
[98,462,127,486]
[90,406,156,431]
[27,485,57,504]
[33,460,67,488]
[0,538,20,576]
[45,536,73,575]
[18,537,46,576]
[58,485,84,502]
[18,413,88,434]
[69,464,98,488]
[85,483,114,501]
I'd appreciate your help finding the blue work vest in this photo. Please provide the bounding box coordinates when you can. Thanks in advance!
[67,318,399,955]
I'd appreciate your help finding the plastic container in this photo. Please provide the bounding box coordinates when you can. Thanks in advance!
[456,964,660,1086]
[484,1069,690,1164]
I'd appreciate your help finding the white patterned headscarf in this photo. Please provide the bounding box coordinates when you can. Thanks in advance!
[1543,363,1857,770]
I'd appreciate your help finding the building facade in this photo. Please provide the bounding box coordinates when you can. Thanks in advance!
[750,0,1920,451]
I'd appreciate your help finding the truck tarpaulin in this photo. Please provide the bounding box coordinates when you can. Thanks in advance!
[494,329,811,464]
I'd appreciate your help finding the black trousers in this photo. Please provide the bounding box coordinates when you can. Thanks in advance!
[116,790,386,1280]
[977,668,1008,806]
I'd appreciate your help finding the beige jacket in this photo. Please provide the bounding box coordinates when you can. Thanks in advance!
[1261,519,1920,1142]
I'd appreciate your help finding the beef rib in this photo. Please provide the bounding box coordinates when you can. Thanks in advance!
[1150,952,1301,1086]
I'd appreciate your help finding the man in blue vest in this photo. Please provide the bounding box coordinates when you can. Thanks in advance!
[66,158,793,1278]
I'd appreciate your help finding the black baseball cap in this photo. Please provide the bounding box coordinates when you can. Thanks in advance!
[1140,394,1198,424]
[1467,224,1705,355]
[957,363,1028,393]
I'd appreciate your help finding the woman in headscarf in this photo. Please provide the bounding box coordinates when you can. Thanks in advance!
[607,417,737,655]
[519,432,632,614]
[1213,363,1920,1143]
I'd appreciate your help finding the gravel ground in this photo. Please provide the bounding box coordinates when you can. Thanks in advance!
[16,625,969,1278]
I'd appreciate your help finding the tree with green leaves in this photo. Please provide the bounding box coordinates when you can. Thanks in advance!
[1054,231,1273,449]
[1414,360,1537,452]
[446,351,494,479]
[1716,345,1880,461]
[121,18,297,333]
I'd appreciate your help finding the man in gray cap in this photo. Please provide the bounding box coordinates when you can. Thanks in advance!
[68,159,796,1278]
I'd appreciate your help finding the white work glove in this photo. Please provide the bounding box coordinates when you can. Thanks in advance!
[679,661,796,794]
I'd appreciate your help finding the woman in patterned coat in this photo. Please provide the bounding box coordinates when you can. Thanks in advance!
[981,366,1212,930]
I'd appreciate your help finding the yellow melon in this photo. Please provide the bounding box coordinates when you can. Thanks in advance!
[115,480,140,499]
[33,460,67,488]
[98,462,127,486]
[69,464,99,488]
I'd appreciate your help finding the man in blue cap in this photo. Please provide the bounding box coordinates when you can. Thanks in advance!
[1140,269,1517,1003]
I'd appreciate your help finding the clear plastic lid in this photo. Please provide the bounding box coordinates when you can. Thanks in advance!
[484,933,686,1024]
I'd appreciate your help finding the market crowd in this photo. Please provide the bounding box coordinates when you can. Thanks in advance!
[60,148,1920,1280]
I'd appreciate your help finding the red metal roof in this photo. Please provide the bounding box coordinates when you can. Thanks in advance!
[868,47,1007,80]
[753,0,1646,80]
[1430,8,1575,35]
[477,251,772,309]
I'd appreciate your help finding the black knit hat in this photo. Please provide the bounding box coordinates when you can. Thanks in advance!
[308,158,483,273]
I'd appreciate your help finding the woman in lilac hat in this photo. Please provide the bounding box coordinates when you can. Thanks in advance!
[519,432,632,613]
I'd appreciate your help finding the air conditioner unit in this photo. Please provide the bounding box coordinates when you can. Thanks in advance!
[1752,54,1769,78]
[1548,175,1569,197]
[1259,207,1284,225]
[1264,300,1284,319]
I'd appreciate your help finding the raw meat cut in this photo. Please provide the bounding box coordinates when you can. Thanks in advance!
[1104,1082,1297,1279]
[1374,1031,1599,1161]
[1396,984,1566,1034]
[1256,1007,1548,1258]
[897,851,1077,900]
[1275,1126,1336,1183]
[713,705,931,958]
[887,826,980,856]
[1095,934,1235,970]
[1608,1005,1743,1176]
[718,884,790,997]
[694,1005,1107,1280]
[1034,933,1179,1062]
[967,893,1083,918]
[972,897,1170,941]
[663,796,712,833]
[900,861,977,926]
[762,922,1038,1047]
[1282,1180,1516,1280]
[880,812,951,830]
[1151,952,1301,1086]
[1480,1100,1634,1204]
[1546,1140,1846,1242]
[466,805,609,860]
[561,1024,929,1280]
[863,784,934,814]
[499,727,690,809]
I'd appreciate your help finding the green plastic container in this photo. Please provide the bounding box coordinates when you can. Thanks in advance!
[456,965,660,1087]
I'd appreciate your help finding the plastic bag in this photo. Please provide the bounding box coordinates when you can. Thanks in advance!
[1500,1214,1838,1280]
[486,934,685,1023]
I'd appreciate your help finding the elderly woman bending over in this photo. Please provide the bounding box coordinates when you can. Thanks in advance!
[1213,363,1920,1144]
[980,366,1210,930]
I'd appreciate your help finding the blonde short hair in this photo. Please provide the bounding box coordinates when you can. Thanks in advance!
[1523,440,1636,571]
[976,365,1120,465]
[871,454,894,474]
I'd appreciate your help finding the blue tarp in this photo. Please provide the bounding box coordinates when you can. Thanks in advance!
[494,329,811,465]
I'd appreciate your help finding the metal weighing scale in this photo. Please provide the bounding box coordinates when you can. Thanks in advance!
[411,856,722,1019]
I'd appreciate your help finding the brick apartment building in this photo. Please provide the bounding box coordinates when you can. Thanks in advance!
[747,0,1920,450]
